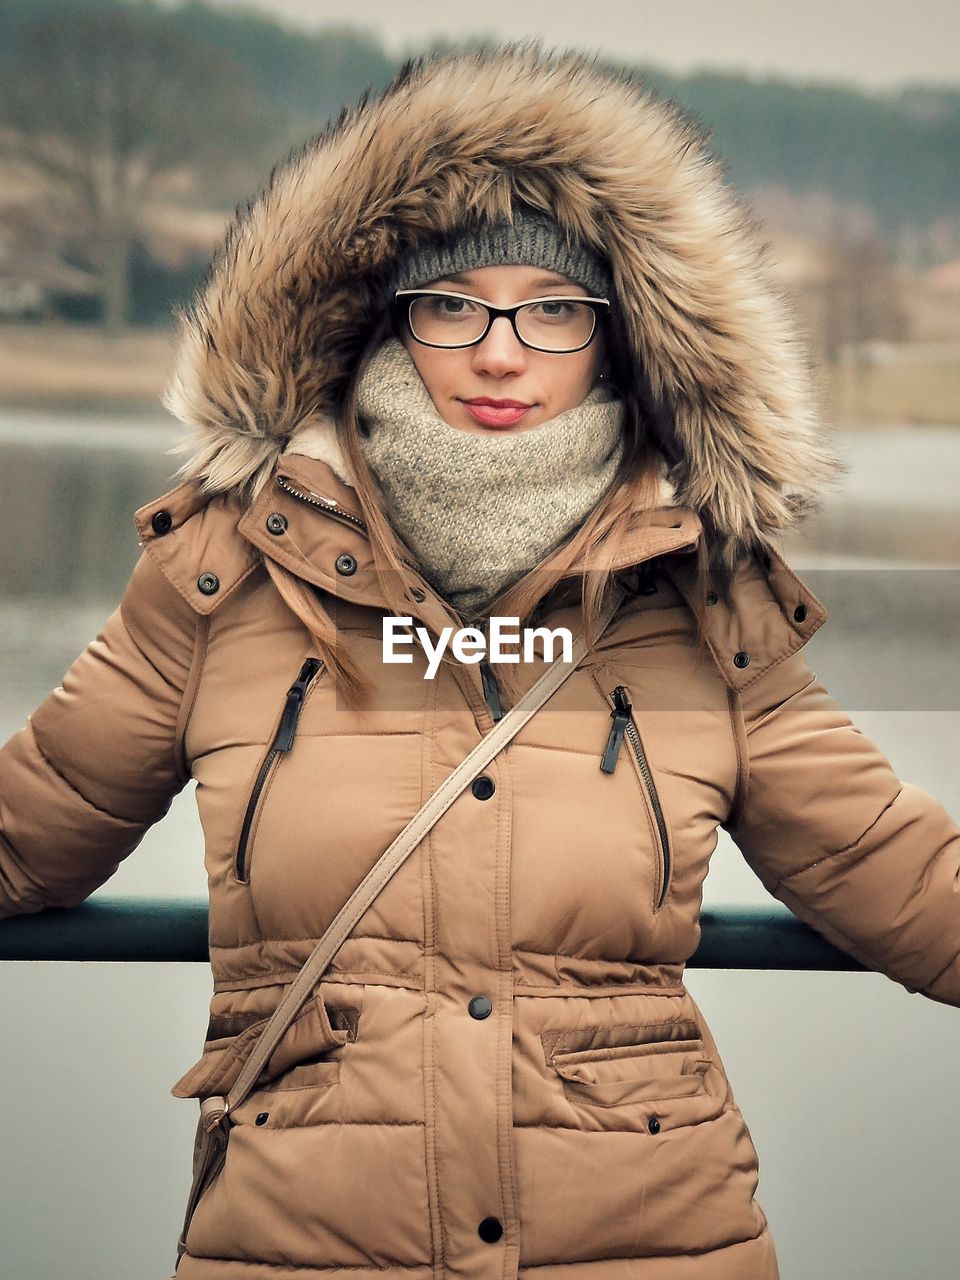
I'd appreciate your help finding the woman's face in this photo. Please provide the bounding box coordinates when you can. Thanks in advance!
[398,264,610,436]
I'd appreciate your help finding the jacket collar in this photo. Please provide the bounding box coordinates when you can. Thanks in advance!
[236,449,703,639]
[135,446,826,693]
[665,544,828,693]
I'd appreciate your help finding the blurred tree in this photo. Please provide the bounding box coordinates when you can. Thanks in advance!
[172,3,396,125]
[820,228,908,364]
[0,5,284,334]
[638,68,960,250]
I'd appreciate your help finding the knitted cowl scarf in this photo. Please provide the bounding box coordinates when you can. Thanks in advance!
[355,336,626,621]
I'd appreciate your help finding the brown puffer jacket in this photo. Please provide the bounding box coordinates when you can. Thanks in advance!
[2,45,959,1280]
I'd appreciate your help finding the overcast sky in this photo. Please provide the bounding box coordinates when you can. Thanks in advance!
[206,0,959,90]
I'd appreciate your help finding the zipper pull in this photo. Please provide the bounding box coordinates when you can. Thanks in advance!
[600,685,632,773]
[275,658,323,752]
[475,617,502,723]
[480,658,503,723]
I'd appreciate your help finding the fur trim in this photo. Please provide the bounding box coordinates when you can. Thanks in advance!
[163,40,847,569]
[282,416,356,487]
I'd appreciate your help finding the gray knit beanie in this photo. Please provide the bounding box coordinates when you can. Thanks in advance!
[388,205,612,298]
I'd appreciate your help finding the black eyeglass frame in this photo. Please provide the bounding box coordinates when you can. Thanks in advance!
[391,288,611,353]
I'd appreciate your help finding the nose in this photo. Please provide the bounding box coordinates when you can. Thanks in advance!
[470,314,528,378]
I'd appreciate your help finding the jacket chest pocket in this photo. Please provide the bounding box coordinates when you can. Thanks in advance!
[599,682,672,911]
[234,657,325,884]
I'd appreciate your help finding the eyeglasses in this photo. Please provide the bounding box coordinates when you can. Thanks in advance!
[392,289,610,353]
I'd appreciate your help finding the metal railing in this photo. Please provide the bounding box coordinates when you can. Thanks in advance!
[0,897,867,969]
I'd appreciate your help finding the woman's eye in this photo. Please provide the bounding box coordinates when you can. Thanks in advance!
[529,300,579,321]
[428,296,475,317]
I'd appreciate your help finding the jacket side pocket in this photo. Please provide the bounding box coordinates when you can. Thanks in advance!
[541,1017,725,1130]
[552,1038,711,1107]
[170,993,356,1100]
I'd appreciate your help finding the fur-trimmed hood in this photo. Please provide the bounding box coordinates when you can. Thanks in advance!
[162,40,846,569]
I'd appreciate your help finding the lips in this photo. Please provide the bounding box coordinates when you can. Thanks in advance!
[463,398,535,428]
[467,398,531,408]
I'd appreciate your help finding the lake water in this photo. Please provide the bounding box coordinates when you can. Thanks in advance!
[1,410,958,1278]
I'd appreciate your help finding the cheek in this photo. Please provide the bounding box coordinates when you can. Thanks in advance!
[403,344,441,398]
[407,346,461,406]
[557,353,602,411]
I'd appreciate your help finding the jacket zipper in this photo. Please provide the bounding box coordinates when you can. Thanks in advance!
[275,474,370,535]
[479,657,503,722]
[275,473,429,575]
[234,658,325,883]
[475,618,503,722]
[600,684,671,911]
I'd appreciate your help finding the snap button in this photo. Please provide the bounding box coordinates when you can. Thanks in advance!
[472,775,495,800]
[468,995,493,1020]
[197,573,220,595]
[705,590,718,606]
[335,553,357,576]
[733,651,750,668]
[255,1112,269,1126]
[793,604,807,623]
[478,1217,503,1243]
[647,1116,661,1135]
[266,512,288,535]
[409,586,426,602]
[151,509,173,536]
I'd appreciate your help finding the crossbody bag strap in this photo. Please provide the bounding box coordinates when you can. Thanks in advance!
[206,580,628,1125]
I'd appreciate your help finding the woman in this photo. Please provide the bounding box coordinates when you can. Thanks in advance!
[1,43,958,1280]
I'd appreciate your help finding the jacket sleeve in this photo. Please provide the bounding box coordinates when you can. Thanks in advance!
[724,648,960,1008]
[0,550,203,920]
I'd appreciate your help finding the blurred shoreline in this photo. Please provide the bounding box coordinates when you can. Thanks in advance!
[0,322,176,417]
[2,321,958,426]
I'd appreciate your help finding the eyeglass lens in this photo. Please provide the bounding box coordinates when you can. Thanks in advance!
[407,295,596,351]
